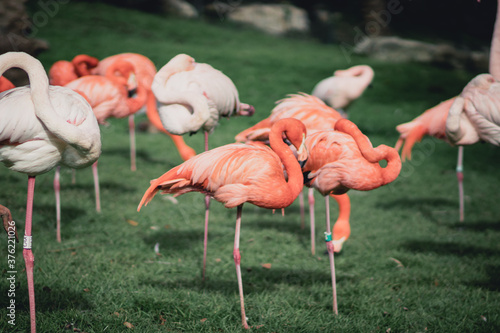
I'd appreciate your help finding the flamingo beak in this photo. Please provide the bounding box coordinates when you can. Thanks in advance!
[297,134,308,168]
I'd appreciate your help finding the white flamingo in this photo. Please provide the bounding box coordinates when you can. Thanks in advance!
[0,52,101,333]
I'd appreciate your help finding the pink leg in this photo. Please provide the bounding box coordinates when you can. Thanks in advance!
[54,167,61,243]
[233,205,249,329]
[299,190,305,229]
[457,146,464,222]
[23,176,37,332]
[308,188,315,255]
[325,195,338,315]
[202,131,210,280]
[71,169,76,185]
[92,161,101,213]
[202,194,210,281]
[129,114,136,172]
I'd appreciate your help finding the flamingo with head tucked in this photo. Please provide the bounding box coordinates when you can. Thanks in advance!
[138,118,306,329]
[235,93,349,255]
[395,0,500,221]
[0,51,101,333]
[92,52,197,167]
[152,53,255,280]
[301,118,401,314]
[50,58,147,242]
[48,54,99,86]
[312,65,374,113]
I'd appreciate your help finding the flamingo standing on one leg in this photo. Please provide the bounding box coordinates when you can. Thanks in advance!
[152,53,255,280]
[302,118,402,314]
[92,52,197,168]
[312,65,374,114]
[0,52,101,333]
[52,59,147,242]
[138,118,307,329]
[235,93,350,255]
[395,0,500,221]
[445,74,500,216]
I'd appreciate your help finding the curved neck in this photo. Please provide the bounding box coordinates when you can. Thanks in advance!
[335,119,401,186]
[72,55,99,77]
[0,52,91,151]
[269,122,304,203]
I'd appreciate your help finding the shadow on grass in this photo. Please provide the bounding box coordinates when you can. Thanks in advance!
[142,229,224,252]
[103,147,176,167]
[139,266,335,295]
[378,197,456,222]
[467,264,500,292]
[449,219,500,232]
[0,283,92,313]
[402,240,500,257]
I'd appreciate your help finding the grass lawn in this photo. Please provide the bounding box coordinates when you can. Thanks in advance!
[1,1,499,332]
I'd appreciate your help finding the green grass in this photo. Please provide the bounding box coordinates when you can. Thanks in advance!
[1,1,500,332]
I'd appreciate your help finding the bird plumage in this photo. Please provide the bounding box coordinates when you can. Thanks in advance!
[312,65,374,109]
[153,54,255,135]
[235,93,341,142]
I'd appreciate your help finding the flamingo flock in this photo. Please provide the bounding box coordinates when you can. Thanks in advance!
[1,4,499,330]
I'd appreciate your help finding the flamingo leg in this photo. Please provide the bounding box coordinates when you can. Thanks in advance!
[54,167,61,243]
[457,146,464,222]
[233,205,249,329]
[92,161,101,213]
[324,195,338,315]
[299,190,305,229]
[308,188,316,255]
[331,194,351,253]
[71,169,76,185]
[202,131,210,281]
[23,176,37,333]
[129,114,136,171]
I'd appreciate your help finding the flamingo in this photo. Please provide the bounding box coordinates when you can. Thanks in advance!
[48,54,99,86]
[301,118,401,314]
[235,93,349,255]
[50,58,146,242]
[0,52,101,333]
[311,65,374,113]
[138,118,307,329]
[152,53,255,280]
[92,52,197,167]
[395,0,500,221]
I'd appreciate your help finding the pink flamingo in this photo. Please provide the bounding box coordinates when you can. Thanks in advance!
[138,118,307,329]
[50,59,147,242]
[0,52,101,333]
[235,93,350,255]
[312,65,374,112]
[92,52,196,167]
[48,54,99,86]
[395,0,500,221]
[302,119,401,314]
[152,53,255,280]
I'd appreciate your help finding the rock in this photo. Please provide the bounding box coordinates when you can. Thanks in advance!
[226,4,310,36]
[161,0,198,18]
[354,36,488,71]
[0,0,49,85]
